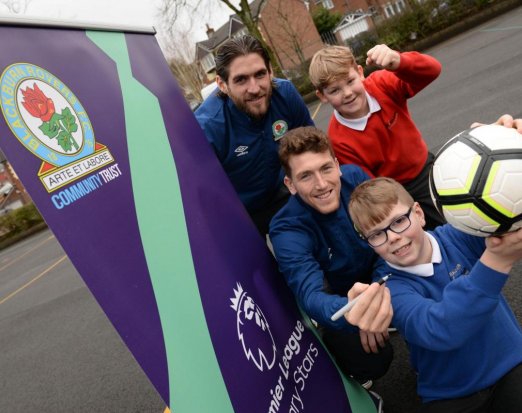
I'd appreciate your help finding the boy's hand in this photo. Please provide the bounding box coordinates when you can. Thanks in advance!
[366,44,401,71]
[345,281,393,334]
[470,114,522,133]
[481,228,522,273]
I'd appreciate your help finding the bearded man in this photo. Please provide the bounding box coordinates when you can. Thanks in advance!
[195,35,314,236]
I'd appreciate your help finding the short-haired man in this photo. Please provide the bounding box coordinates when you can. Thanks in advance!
[269,118,522,389]
[195,35,314,235]
[269,126,394,387]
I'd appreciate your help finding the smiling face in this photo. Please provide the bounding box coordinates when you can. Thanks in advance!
[216,53,272,120]
[317,66,369,119]
[284,150,342,215]
[364,202,432,267]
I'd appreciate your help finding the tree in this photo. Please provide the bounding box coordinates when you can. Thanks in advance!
[259,0,319,70]
[312,6,342,35]
[0,0,32,14]
[158,0,283,76]
[169,57,205,103]
[156,28,206,103]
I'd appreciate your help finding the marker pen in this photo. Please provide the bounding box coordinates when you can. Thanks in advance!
[331,275,390,321]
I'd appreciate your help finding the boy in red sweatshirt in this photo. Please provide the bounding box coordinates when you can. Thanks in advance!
[309,44,444,229]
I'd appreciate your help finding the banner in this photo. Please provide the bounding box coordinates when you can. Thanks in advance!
[0,17,377,412]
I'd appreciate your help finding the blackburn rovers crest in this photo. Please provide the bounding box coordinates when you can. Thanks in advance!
[0,63,114,192]
[272,120,288,141]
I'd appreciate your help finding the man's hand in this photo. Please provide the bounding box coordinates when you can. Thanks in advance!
[360,330,389,354]
[345,281,393,341]
[366,44,401,71]
[471,114,522,133]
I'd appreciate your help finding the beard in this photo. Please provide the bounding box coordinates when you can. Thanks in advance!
[230,85,273,120]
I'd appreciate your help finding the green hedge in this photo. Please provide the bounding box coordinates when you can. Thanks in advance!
[288,0,521,99]
[0,203,46,244]
[344,0,521,66]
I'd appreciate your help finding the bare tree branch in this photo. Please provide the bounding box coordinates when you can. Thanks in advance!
[219,0,240,15]
[0,0,33,14]
[158,0,283,76]
[262,0,319,72]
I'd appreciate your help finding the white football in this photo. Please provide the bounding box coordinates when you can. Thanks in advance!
[430,124,522,236]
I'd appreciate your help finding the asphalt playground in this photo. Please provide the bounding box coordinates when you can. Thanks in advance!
[310,7,522,411]
[1,6,522,412]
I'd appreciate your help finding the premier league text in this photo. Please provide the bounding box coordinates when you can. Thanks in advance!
[268,320,319,413]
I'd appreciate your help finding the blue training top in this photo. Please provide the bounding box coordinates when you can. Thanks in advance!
[269,164,379,331]
[195,78,314,211]
[374,225,522,402]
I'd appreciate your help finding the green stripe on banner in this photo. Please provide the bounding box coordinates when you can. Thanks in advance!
[86,31,234,412]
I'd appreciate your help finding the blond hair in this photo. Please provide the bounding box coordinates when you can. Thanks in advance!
[349,177,414,233]
[309,46,357,91]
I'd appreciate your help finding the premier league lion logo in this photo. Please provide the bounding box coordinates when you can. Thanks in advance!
[230,283,277,371]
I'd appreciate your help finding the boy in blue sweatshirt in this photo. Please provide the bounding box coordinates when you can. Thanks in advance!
[348,176,522,412]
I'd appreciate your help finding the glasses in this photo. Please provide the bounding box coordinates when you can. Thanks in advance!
[362,206,414,247]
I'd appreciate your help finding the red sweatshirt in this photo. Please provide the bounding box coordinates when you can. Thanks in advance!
[327,51,441,184]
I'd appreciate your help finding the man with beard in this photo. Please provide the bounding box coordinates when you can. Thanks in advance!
[195,35,314,236]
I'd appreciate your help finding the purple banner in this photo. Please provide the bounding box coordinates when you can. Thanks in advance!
[0,18,376,412]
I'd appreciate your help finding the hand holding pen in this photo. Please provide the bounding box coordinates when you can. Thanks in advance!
[331,275,393,353]
[331,275,391,321]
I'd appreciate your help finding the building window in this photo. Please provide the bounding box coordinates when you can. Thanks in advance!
[322,0,334,9]
[233,27,248,38]
[384,2,394,17]
[201,53,215,72]
[384,0,405,18]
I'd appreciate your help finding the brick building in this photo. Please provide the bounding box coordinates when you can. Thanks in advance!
[0,149,31,214]
[310,0,410,43]
[195,0,324,83]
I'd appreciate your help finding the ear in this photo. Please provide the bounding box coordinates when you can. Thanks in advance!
[316,89,329,104]
[357,65,365,79]
[284,175,297,195]
[335,157,341,175]
[413,201,426,228]
[216,76,228,94]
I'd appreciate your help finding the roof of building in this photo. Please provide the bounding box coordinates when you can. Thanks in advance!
[195,0,265,60]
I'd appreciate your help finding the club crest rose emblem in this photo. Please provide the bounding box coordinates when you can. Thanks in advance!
[272,120,288,141]
[0,63,114,192]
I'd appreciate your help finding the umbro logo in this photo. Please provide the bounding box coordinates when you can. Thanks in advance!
[235,145,249,157]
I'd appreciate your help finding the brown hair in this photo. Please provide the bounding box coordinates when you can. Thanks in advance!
[278,126,335,177]
[215,35,271,82]
[214,35,273,99]
[309,45,357,91]
[349,177,414,233]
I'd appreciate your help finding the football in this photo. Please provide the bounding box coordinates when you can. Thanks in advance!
[429,124,522,236]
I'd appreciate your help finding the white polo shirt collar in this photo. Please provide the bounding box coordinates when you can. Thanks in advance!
[386,232,442,277]
[333,92,380,131]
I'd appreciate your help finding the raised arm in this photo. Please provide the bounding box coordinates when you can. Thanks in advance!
[390,227,521,351]
[366,44,401,71]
